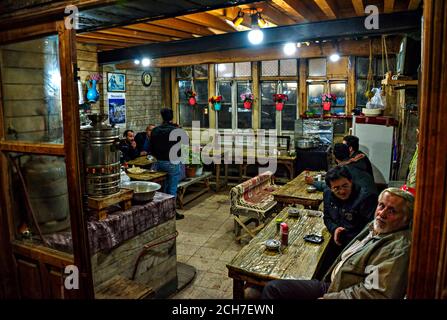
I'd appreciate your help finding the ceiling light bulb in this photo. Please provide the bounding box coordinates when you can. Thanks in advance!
[329,53,340,62]
[142,58,151,67]
[283,42,297,55]
[248,29,263,45]
[134,59,140,65]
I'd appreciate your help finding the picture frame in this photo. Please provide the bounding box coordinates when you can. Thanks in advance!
[107,72,126,92]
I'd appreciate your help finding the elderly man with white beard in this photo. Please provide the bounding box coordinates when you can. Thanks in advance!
[261,187,413,299]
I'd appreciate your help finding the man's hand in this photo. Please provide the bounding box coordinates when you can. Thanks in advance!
[334,227,346,246]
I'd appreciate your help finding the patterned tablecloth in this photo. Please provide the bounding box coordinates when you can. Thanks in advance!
[44,192,176,254]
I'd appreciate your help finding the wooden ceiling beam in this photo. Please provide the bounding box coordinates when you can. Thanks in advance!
[313,0,337,19]
[255,2,298,26]
[270,0,307,22]
[115,37,402,69]
[178,12,236,33]
[77,32,150,45]
[351,0,365,16]
[123,23,192,38]
[408,0,421,10]
[384,0,395,13]
[282,0,322,22]
[149,19,215,36]
[76,36,130,47]
[92,28,174,42]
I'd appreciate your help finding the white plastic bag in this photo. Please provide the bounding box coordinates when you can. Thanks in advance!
[366,88,385,109]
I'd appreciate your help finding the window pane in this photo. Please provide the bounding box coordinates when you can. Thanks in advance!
[235,62,251,77]
[261,60,278,76]
[216,63,233,78]
[281,82,297,131]
[260,82,277,129]
[177,66,192,78]
[217,81,232,129]
[356,57,370,78]
[376,56,396,77]
[308,58,326,77]
[356,79,369,107]
[280,59,297,76]
[308,83,324,113]
[194,64,208,78]
[329,82,346,107]
[1,35,63,143]
[237,82,252,129]
[178,80,209,127]
[195,80,208,104]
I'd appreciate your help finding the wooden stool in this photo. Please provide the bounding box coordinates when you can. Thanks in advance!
[88,188,133,220]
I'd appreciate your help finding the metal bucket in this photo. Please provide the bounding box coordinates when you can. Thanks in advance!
[80,114,120,196]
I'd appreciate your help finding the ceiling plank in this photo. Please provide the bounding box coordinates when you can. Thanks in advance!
[255,2,298,25]
[313,0,337,19]
[351,0,365,16]
[282,0,323,22]
[123,23,192,38]
[78,32,150,45]
[99,11,420,64]
[384,0,395,13]
[408,0,421,10]
[93,27,175,42]
[270,0,307,22]
[178,12,236,33]
[76,36,130,47]
[149,18,215,36]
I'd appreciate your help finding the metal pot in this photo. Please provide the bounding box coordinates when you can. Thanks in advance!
[296,139,318,149]
[121,181,161,202]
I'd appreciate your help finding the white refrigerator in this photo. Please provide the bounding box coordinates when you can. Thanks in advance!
[352,119,395,185]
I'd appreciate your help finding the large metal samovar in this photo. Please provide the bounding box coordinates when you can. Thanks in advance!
[80,113,120,196]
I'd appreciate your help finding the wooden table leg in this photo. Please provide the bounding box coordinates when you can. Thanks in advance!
[233,279,245,299]
[224,164,228,186]
[215,163,220,192]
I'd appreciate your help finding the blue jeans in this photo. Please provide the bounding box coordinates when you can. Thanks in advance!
[156,161,180,198]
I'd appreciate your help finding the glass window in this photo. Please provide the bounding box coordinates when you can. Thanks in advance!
[280,59,297,76]
[216,63,233,78]
[330,82,346,106]
[177,66,192,78]
[281,82,297,131]
[308,83,325,112]
[308,58,327,77]
[235,62,251,77]
[261,60,278,76]
[356,57,370,78]
[237,82,252,129]
[260,82,276,130]
[194,64,208,78]
[178,80,209,128]
[217,81,232,129]
[1,35,63,143]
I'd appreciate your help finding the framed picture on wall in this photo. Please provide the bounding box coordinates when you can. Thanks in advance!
[107,72,126,92]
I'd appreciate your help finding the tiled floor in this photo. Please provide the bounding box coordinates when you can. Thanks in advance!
[170,190,246,299]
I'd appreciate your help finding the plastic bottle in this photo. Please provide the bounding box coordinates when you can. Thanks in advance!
[280,222,289,246]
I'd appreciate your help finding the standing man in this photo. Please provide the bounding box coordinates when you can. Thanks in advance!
[150,108,186,220]
[262,187,413,299]
[119,129,140,163]
[135,124,155,156]
[343,135,374,178]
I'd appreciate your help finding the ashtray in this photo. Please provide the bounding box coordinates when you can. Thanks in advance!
[306,186,317,193]
[288,207,300,217]
[265,239,281,251]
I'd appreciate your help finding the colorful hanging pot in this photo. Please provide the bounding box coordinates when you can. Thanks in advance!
[275,102,284,111]
[322,101,331,111]
[213,102,221,111]
[243,101,252,109]
[188,97,197,106]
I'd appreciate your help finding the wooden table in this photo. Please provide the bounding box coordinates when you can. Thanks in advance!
[272,171,324,209]
[226,206,331,299]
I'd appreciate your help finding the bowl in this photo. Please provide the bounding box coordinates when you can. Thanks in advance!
[265,239,281,251]
[121,181,161,202]
[288,207,300,217]
[306,186,317,193]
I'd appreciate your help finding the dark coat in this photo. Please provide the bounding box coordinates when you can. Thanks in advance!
[150,122,185,161]
[118,140,139,163]
[349,150,374,179]
[323,184,377,246]
[135,131,150,154]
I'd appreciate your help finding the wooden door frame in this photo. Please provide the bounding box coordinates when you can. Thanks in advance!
[407,0,447,299]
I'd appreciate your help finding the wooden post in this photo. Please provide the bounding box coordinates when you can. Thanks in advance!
[208,63,216,129]
[252,61,260,130]
[407,0,447,299]
[299,59,308,116]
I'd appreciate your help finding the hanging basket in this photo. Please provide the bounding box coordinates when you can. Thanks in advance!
[188,97,197,106]
[243,101,252,109]
[213,102,221,111]
[322,101,332,111]
[275,102,284,111]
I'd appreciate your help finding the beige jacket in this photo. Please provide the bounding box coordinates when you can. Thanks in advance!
[322,222,411,299]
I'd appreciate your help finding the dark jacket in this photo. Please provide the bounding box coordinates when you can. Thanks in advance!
[323,184,377,246]
[135,131,150,154]
[349,150,374,179]
[150,122,184,161]
[118,140,139,163]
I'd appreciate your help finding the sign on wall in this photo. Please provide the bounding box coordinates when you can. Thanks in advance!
[108,92,126,126]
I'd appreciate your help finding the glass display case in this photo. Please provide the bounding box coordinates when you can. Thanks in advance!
[295,118,334,145]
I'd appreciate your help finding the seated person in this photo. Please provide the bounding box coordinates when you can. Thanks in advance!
[343,135,374,179]
[135,124,155,156]
[306,143,377,196]
[262,187,413,299]
[119,129,140,163]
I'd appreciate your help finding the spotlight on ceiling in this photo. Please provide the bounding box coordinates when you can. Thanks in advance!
[329,53,340,62]
[134,59,140,65]
[232,10,244,27]
[283,42,297,55]
[142,58,151,67]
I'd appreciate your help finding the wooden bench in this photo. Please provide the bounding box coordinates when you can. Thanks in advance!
[177,172,212,209]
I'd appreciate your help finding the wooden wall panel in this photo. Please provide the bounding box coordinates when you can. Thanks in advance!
[16,257,44,299]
